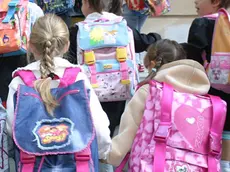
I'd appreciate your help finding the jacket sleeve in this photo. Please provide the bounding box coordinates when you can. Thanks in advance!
[6,76,24,137]
[76,71,112,160]
[106,85,149,166]
[65,25,79,64]
[130,25,162,53]
[182,18,212,65]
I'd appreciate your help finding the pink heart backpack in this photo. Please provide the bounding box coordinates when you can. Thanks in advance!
[116,81,227,172]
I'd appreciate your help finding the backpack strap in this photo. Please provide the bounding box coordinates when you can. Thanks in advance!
[13,67,81,88]
[208,95,226,172]
[13,70,37,87]
[116,47,130,85]
[59,67,81,87]
[20,151,36,172]
[153,83,173,172]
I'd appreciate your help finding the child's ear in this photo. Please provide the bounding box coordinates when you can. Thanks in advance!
[150,60,156,69]
[212,0,221,8]
[63,41,70,53]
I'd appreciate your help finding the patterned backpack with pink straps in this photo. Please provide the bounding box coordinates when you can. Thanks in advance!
[77,16,138,102]
[12,67,99,172]
[116,81,226,172]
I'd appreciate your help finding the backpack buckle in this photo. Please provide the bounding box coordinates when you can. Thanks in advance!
[75,153,90,161]
[20,151,36,164]
[154,122,171,142]
[116,47,127,62]
[209,132,221,156]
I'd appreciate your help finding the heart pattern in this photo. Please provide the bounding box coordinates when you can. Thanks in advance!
[128,82,223,172]
[174,105,212,154]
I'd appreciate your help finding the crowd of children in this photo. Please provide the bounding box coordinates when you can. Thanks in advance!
[1,0,230,171]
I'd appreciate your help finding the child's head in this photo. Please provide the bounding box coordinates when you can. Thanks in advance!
[139,39,186,86]
[81,0,122,16]
[29,14,69,115]
[195,0,230,16]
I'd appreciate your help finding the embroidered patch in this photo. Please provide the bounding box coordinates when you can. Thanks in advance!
[33,118,74,150]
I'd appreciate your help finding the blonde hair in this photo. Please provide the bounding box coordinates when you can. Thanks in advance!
[29,14,69,115]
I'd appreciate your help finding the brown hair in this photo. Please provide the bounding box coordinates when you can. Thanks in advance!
[87,0,104,13]
[29,14,69,115]
[212,0,230,8]
[108,0,123,15]
[87,0,123,15]
[139,39,186,86]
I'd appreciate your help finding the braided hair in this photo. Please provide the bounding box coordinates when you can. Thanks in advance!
[139,39,186,87]
[29,14,69,115]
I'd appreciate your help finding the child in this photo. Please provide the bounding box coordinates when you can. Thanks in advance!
[182,0,230,170]
[6,14,111,171]
[66,0,161,140]
[105,39,212,167]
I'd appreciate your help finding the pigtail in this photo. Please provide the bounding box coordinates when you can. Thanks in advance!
[34,40,59,116]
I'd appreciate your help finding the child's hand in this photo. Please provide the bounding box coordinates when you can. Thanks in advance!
[99,159,108,164]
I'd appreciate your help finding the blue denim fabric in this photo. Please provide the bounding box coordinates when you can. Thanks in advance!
[14,80,99,171]
[122,4,148,64]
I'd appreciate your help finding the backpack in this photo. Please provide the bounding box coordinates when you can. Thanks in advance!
[77,16,138,102]
[0,99,8,172]
[203,9,230,93]
[12,67,99,172]
[125,0,170,16]
[35,0,74,15]
[116,81,226,172]
[0,0,31,57]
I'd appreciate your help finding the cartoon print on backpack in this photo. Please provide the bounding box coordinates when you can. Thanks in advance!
[208,55,230,85]
[89,27,118,46]
[33,118,74,150]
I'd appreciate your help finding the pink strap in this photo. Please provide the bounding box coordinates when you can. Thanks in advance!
[208,95,226,172]
[20,151,36,172]
[115,153,130,172]
[59,67,81,87]
[75,148,91,172]
[153,83,173,172]
[13,67,81,88]
[88,65,98,85]
[120,62,129,80]
[13,70,36,87]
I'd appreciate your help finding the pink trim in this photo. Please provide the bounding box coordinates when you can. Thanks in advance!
[153,83,173,172]
[38,156,45,172]
[88,65,97,84]
[58,90,80,102]
[23,93,42,101]
[59,67,81,88]
[14,70,36,87]
[208,95,226,171]
[120,62,129,80]
[12,83,96,156]
[115,153,130,172]
[20,151,36,172]
[75,148,91,172]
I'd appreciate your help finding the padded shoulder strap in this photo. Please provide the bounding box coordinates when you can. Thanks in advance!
[13,70,36,87]
[59,67,81,87]
[13,67,81,88]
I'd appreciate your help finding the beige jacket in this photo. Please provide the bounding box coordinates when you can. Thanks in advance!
[106,59,210,166]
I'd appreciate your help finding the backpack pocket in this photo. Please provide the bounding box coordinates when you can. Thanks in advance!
[208,53,230,93]
[83,59,136,102]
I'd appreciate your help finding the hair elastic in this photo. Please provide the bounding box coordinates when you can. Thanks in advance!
[48,73,55,79]
[152,68,157,72]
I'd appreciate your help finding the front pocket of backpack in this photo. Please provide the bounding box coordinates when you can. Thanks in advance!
[83,59,135,101]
